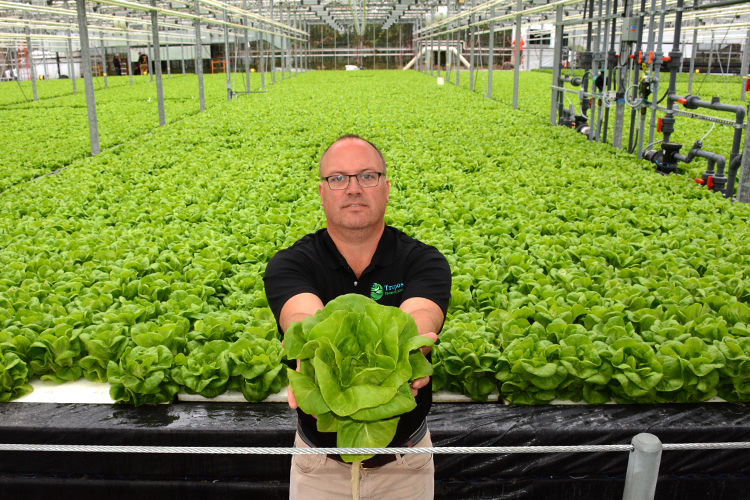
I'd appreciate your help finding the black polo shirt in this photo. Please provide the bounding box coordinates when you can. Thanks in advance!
[263,225,451,448]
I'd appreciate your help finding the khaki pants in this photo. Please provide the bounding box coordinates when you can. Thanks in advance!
[290,429,434,500]
[140,63,148,75]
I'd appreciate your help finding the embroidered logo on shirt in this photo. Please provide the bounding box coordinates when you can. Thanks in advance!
[371,283,404,300]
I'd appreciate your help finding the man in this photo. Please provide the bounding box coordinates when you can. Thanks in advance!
[113,54,121,76]
[264,135,451,499]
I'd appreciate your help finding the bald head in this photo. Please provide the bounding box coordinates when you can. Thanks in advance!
[319,135,387,177]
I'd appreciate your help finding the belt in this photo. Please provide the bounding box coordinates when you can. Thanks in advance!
[297,420,428,470]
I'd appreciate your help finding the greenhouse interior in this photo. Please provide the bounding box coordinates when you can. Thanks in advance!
[1,0,750,498]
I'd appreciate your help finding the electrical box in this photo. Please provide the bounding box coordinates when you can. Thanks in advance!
[621,17,639,42]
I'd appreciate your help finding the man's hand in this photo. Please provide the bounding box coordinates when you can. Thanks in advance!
[410,331,438,396]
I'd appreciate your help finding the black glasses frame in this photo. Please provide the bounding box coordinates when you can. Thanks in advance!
[322,172,384,190]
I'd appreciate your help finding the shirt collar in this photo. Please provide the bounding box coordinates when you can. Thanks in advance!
[321,226,396,271]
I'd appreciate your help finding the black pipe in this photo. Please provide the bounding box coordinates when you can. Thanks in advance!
[673,146,728,195]
[562,76,583,86]
[661,0,686,144]
[725,154,743,200]
[579,0,596,118]
[602,0,619,144]
[670,94,746,166]
[627,0,647,153]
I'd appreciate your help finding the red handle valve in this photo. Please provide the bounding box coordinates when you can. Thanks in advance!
[649,51,654,64]
[677,98,687,105]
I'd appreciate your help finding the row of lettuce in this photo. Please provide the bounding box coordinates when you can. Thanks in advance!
[1,74,245,193]
[2,70,750,406]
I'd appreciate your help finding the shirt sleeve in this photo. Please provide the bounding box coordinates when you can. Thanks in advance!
[263,247,322,328]
[400,244,452,317]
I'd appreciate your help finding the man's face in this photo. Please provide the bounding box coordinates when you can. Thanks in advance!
[318,139,389,233]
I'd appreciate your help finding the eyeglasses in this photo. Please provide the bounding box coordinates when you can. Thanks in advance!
[322,172,384,190]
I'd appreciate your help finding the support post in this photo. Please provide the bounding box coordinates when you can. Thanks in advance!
[223,8,232,100]
[41,35,48,81]
[100,21,107,89]
[148,36,153,81]
[259,0,265,87]
[688,25,697,92]
[151,0,165,126]
[487,4,495,98]
[512,0,521,108]
[243,0,251,90]
[24,15,37,100]
[430,8,435,77]
[165,21,171,79]
[455,14,460,86]
[194,0,205,111]
[64,0,76,93]
[469,0,475,90]
[737,108,750,202]
[126,27,133,84]
[270,0,276,84]
[622,433,662,500]
[75,0,100,155]
[740,29,750,102]
[707,31,714,76]
[180,42,185,76]
[550,5,564,125]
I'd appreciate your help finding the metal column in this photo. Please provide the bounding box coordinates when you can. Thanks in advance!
[469,0,475,90]
[64,0,76,93]
[737,107,750,202]
[75,0,100,155]
[688,23,697,92]
[151,0,165,126]
[636,0,664,160]
[645,0,667,158]
[24,15,37,100]
[455,11,460,86]
[180,43,185,76]
[259,0,265,87]
[512,0,521,108]
[487,4,495,98]
[550,5,564,125]
[99,20,107,89]
[223,9,232,100]
[740,29,750,101]
[148,36,153,81]
[126,28,133,85]
[429,7,435,76]
[194,0,205,112]
[270,0,276,84]
[707,31,714,76]
[165,20,171,79]
[242,0,251,91]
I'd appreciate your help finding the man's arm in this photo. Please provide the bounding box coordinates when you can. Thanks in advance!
[400,297,445,396]
[279,292,325,334]
[279,293,324,410]
[400,297,444,354]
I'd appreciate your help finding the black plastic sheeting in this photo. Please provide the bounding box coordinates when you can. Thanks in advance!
[0,402,748,499]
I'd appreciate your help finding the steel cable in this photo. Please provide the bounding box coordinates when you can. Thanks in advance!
[1,442,748,455]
